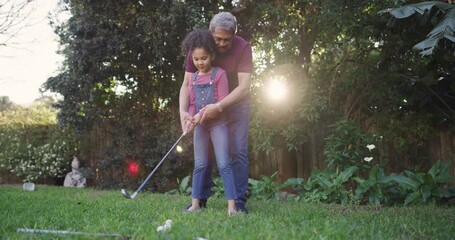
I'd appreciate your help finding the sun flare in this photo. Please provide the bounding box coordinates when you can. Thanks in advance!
[267,77,287,102]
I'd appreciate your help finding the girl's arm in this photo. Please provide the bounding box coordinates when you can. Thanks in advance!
[179,71,194,132]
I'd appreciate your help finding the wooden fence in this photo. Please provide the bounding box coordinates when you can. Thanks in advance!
[250,129,455,183]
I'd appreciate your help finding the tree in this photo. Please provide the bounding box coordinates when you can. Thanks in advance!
[45,0,454,187]
[0,0,36,49]
[0,96,13,111]
[382,1,455,56]
[43,0,234,189]
[245,0,454,172]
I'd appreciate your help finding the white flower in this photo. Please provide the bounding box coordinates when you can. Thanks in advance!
[366,144,375,151]
[364,157,373,162]
[157,226,164,232]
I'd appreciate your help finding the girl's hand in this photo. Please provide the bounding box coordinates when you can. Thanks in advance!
[184,118,195,132]
[180,111,193,132]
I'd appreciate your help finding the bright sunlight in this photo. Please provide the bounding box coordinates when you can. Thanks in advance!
[266,76,287,102]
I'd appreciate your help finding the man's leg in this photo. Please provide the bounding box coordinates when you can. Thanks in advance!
[228,99,251,212]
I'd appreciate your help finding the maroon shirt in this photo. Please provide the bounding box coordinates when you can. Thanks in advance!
[185,35,253,93]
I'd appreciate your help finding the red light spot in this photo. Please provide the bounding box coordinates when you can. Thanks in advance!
[128,162,139,175]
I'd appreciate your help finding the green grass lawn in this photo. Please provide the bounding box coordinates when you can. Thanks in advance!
[1,185,454,239]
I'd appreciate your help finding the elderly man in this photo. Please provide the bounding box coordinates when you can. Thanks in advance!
[179,12,253,213]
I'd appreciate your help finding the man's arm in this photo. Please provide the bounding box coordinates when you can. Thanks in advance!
[179,71,194,132]
[201,72,252,122]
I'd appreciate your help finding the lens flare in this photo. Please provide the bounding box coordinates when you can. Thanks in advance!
[176,145,183,153]
[267,78,287,102]
[128,162,139,175]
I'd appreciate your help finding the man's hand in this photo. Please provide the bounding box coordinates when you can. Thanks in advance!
[194,113,202,124]
[200,104,219,123]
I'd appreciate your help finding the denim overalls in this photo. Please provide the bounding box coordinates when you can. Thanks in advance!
[191,67,237,201]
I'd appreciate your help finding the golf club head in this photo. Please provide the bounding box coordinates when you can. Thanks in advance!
[121,189,132,199]
[121,189,138,199]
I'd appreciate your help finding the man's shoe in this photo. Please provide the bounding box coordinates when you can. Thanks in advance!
[235,202,248,214]
[184,199,207,210]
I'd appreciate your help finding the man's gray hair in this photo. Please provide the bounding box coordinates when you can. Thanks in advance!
[209,12,237,34]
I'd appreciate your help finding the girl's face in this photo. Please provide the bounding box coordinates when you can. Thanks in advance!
[192,47,213,74]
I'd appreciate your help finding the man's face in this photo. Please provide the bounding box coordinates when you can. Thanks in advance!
[212,28,234,54]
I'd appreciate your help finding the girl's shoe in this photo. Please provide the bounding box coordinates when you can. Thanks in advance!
[184,199,207,210]
[183,205,201,213]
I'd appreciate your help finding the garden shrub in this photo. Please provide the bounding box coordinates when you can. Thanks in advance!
[0,104,76,183]
[324,120,383,173]
[248,172,281,200]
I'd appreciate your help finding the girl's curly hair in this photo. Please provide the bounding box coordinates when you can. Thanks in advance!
[181,29,217,56]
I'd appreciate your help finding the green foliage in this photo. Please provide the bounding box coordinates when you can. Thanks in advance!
[383,1,455,56]
[0,104,76,182]
[324,120,382,172]
[166,175,192,196]
[162,158,455,207]
[386,160,455,205]
[211,176,225,198]
[43,0,229,134]
[248,172,281,200]
[279,177,305,201]
[280,177,305,193]
[353,165,404,205]
[302,166,358,204]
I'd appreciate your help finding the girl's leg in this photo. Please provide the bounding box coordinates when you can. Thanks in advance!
[190,125,210,211]
[187,198,200,212]
[210,123,237,203]
[227,199,237,215]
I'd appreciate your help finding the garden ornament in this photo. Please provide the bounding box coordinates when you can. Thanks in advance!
[63,157,86,188]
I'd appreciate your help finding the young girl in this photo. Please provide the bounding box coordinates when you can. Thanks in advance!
[181,29,237,215]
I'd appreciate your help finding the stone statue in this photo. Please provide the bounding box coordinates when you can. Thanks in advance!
[63,157,86,188]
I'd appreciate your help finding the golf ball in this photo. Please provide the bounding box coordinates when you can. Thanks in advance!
[165,219,172,226]
[163,224,171,231]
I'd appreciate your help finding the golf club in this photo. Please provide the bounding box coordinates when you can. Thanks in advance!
[17,228,127,239]
[121,131,187,199]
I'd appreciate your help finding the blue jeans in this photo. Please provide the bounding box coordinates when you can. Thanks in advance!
[192,121,237,200]
[198,98,251,206]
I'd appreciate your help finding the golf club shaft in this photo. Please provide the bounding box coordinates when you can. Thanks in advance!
[132,131,187,195]
[17,228,123,238]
